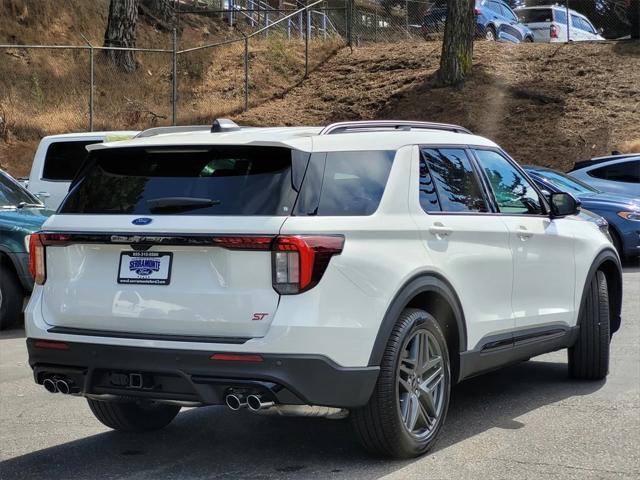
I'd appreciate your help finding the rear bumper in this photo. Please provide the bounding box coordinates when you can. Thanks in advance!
[26,339,379,408]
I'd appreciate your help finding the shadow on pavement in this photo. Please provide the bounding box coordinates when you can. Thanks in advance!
[0,358,603,480]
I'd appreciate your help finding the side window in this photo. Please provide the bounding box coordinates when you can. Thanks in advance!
[488,1,502,14]
[570,14,581,29]
[581,18,596,34]
[473,149,544,215]
[42,140,102,181]
[589,160,640,183]
[295,151,395,216]
[554,9,567,25]
[420,148,487,213]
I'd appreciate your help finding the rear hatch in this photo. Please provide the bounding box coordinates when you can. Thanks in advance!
[39,145,309,340]
[516,8,555,41]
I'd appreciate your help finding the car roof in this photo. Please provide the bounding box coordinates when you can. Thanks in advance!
[571,154,640,172]
[515,5,586,16]
[87,125,499,153]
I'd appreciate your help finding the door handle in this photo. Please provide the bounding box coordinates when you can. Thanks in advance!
[517,226,533,241]
[429,223,452,238]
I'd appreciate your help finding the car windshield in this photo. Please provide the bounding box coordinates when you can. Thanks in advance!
[0,172,42,208]
[536,169,599,195]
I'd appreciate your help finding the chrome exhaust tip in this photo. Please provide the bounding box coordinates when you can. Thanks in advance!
[247,394,275,411]
[43,378,58,394]
[225,394,247,411]
[55,379,72,395]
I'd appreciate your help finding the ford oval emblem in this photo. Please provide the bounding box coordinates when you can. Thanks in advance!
[132,217,153,226]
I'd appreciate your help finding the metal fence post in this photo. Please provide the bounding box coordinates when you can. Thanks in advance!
[89,47,94,131]
[347,0,353,48]
[305,5,309,77]
[80,34,94,131]
[244,35,249,112]
[405,0,409,36]
[172,28,177,125]
[566,0,570,42]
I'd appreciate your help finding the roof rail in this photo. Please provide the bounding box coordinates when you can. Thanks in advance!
[319,120,472,135]
[135,125,211,138]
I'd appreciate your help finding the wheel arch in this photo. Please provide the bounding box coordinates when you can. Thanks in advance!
[580,248,623,335]
[368,272,467,383]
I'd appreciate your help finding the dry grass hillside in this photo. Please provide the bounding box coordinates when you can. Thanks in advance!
[239,41,640,171]
[1,0,639,176]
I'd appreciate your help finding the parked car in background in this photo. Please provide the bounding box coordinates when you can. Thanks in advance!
[515,5,605,42]
[526,165,639,258]
[27,131,137,210]
[569,154,640,197]
[422,0,534,42]
[0,170,52,329]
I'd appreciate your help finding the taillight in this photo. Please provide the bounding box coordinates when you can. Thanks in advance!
[29,233,46,285]
[474,7,480,15]
[271,235,344,294]
[550,24,558,38]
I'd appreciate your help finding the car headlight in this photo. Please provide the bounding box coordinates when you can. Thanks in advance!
[24,234,31,253]
[617,211,640,221]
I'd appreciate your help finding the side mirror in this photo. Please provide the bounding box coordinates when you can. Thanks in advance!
[550,192,581,218]
[540,189,552,200]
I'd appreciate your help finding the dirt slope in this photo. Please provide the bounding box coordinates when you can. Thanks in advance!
[239,41,640,171]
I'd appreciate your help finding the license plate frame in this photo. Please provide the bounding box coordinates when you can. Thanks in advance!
[117,251,173,286]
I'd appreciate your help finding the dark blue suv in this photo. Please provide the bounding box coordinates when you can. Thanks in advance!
[422,0,534,43]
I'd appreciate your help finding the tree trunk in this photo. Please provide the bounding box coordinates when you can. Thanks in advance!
[104,0,139,73]
[140,0,176,31]
[437,0,474,86]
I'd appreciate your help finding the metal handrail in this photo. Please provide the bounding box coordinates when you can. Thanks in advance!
[320,121,472,135]
[248,0,324,38]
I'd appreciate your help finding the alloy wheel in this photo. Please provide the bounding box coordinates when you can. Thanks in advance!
[397,329,446,439]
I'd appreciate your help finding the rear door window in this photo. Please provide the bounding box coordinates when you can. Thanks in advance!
[419,148,487,213]
[553,9,567,25]
[295,151,395,216]
[42,140,102,181]
[473,149,544,215]
[61,146,309,216]
[589,160,640,183]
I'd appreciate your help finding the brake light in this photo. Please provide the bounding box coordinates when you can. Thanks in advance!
[211,236,273,250]
[474,7,480,15]
[271,235,344,294]
[34,340,69,350]
[29,233,46,285]
[550,23,558,38]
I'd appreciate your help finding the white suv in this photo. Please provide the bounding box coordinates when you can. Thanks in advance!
[25,120,622,458]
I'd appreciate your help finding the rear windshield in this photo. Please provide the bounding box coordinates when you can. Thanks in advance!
[61,146,308,216]
[516,8,553,23]
[43,140,102,181]
[60,146,396,216]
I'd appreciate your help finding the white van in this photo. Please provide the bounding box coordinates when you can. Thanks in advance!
[515,5,605,42]
[27,131,137,210]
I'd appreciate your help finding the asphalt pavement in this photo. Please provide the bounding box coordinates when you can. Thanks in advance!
[1,267,638,480]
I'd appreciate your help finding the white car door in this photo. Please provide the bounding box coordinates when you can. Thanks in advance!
[570,14,585,41]
[409,146,515,350]
[472,149,577,333]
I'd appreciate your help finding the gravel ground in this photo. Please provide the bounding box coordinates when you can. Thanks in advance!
[0,267,638,480]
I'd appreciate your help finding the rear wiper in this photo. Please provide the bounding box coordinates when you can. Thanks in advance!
[147,197,221,213]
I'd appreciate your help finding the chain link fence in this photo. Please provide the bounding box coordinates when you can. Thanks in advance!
[1,0,638,144]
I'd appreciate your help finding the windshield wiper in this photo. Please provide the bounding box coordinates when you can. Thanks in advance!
[17,202,44,209]
[147,197,221,213]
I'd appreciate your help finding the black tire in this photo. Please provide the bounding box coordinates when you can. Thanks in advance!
[568,271,610,380]
[485,26,497,41]
[524,36,534,43]
[351,308,451,458]
[0,262,25,330]
[87,399,180,432]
